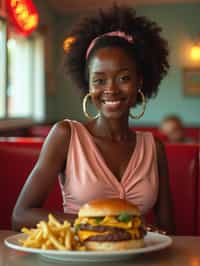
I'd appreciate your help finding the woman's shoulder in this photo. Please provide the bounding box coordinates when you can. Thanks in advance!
[35,120,73,168]
[51,120,71,138]
[49,119,86,141]
[44,120,72,147]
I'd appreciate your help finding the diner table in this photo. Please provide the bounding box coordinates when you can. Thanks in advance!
[1,230,200,266]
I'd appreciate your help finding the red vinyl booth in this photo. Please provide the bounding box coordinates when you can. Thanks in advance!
[131,127,168,142]
[197,145,200,235]
[165,144,198,235]
[131,126,200,143]
[28,125,51,137]
[184,128,200,143]
[0,138,62,230]
[27,125,200,142]
[146,144,199,235]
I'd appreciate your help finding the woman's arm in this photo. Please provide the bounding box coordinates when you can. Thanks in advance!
[153,137,175,235]
[12,120,77,231]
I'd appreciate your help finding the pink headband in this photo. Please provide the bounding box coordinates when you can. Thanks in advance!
[86,31,134,59]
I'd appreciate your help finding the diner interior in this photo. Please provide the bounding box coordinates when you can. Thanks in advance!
[0,0,200,265]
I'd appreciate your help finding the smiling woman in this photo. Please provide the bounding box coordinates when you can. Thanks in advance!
[12,4,175,235]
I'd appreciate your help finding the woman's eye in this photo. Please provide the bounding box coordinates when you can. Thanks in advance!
[93,79,106,85]
[119,75,131,82]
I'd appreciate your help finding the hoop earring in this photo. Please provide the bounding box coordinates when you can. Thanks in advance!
[82,92,100,120]
[129,89,146,120]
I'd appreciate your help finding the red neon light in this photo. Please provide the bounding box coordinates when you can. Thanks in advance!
[6,0,39,36]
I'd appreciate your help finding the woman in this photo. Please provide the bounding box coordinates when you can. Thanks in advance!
[12,5,174,233]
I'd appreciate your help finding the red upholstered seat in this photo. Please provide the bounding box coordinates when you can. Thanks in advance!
[26,125,200,142]
[145,144,198,235]
[165,144,198,235]
[28,125,51,137]
[197,145,200,235]
[131,126,200,143]
[184,128,200,143]
[130,127,167,142]
[0,138,62,229]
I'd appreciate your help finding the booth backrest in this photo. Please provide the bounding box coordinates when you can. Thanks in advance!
[27,125,200,142]
[28,126,51,137]
[0,138,62,229]
[131,127,168,142]
[197,145,200,235]
[165,144,198,235]
[184,128,200,143]
[131,127,200,143]
[146,144,199,235]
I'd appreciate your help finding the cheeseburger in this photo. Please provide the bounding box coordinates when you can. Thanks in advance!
[74,198,146,251]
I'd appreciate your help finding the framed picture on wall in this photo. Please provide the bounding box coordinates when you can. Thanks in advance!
[183,67,200,96]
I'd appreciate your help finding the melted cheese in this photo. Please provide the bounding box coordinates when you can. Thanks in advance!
[78,228,141,242]
[74,216,133,229]
[78,230,110,242]
[128,229,141,239]
[132,217,141,227]
[74,217,89,225]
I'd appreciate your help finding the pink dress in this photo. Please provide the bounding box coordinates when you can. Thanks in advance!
[59,120,159,215]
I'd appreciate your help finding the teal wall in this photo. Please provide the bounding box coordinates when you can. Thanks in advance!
[134,3,200,126]
[50,3,200,125]
[52,15,84,122]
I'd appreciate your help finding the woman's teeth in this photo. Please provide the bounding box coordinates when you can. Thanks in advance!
[103,100,121,105]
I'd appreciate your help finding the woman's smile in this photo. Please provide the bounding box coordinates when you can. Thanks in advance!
[101,98,127,112]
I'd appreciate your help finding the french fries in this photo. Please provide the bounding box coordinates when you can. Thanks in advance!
[19,214,85,251]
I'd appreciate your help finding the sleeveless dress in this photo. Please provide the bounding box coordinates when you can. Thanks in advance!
[59,120,159,215]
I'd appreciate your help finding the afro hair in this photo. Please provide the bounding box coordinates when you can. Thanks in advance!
[63,4,169,104]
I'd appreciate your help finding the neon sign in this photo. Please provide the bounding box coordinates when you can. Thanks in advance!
[6,0,39,36]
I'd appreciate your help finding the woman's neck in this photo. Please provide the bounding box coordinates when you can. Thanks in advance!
[87,116,133,142]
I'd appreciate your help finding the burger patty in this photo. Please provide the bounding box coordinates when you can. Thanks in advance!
[79,224,146,242]
[86,231,132,242]
[79,224,146,236]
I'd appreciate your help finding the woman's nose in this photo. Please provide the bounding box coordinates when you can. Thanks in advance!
[104,81,119,94]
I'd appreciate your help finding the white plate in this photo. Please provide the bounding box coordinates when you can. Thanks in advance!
[4,232,172,262]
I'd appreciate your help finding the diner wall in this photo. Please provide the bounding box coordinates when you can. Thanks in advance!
[33,0,59,122]
[45,3,200,125]
[134,3,200,126]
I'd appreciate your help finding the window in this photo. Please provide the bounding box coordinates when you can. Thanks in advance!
[6,30,45,120]
[7,32,33,117]
[0,20,45,121]
[32,33,45,121]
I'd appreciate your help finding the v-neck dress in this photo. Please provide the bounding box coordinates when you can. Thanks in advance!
[59,120,159,215]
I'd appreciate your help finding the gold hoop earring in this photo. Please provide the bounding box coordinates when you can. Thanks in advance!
[82,92,100,120]
[129,89,146,120]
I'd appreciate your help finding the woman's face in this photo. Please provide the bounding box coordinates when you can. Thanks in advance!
[88,46,139,119]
